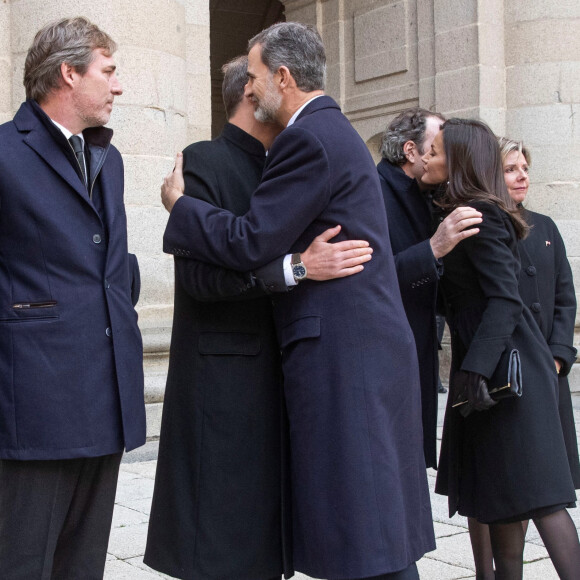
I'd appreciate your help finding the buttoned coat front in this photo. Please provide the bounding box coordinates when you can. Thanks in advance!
[518,209,579,486]
[164,96,435,579]
[0,101,145,460]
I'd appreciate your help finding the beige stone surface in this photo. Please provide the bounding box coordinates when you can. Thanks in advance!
[353,1,408,82]
[0,2,10,55]
[507,62,566,109]
[506,0,580,21]
[0,58,11,113]
[435,66,480,113]
[433,0,477,33]
[505,19,580,66]
[284,0,318,26]
[115,48,187,113]
[507,104,578,147]
[435,24,479,73]
[123,154,174,208]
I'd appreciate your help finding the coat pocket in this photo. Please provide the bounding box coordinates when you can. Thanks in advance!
[0,300,59,322]
[279,315,321,349]
[198,332,261,356]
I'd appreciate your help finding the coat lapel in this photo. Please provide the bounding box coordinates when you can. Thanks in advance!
[15,101,94,207]
[24,129,91,203]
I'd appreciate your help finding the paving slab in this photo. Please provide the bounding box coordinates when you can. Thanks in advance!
[105,559,165,579]
[108,522,151,561]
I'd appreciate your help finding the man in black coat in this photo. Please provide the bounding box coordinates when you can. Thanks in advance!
[378,108,482,468]
[145,55,372,580]
[0,18,145,579]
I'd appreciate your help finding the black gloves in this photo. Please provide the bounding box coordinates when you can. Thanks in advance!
[452,370,497,418]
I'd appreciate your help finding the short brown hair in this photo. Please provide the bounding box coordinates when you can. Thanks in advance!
[24,17,117,102]
[221,55,248,120]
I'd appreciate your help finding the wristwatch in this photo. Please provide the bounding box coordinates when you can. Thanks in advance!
[291,253,307,283]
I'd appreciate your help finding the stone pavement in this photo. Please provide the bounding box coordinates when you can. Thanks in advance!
[105,393,580,579]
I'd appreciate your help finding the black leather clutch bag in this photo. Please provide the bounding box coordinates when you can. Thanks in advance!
[487,348,522,400]
[452,349,522,413]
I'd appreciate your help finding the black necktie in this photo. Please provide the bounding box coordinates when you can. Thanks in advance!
[69,135,88,188]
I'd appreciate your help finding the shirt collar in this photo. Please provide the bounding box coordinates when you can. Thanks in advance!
[51,119,84,144]
[287,95,324,127]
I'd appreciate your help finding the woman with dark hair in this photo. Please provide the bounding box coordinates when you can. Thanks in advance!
[423,118,580,578]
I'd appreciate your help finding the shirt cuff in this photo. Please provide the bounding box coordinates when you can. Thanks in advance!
[283,254,298,287]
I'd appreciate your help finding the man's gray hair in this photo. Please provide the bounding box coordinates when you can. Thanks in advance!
[380,107,445,165]
[221,55,248,120]
[248,22,326,92]
[24,16,117,102]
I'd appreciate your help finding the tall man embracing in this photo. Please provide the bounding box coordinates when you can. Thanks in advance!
[0,18,145,580]
[146,55,373,580]
[162,23,434,580]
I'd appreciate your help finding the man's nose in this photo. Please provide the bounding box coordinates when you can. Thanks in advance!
[112,76,123,95]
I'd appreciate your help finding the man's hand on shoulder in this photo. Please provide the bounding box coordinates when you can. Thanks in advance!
[302,225,373,281]
[430,206,482,259]
[161,152,185,213]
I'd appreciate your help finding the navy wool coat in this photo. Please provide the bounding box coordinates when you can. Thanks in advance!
[378,159,440,468]
[164,96,435,579]
[518,209,579,486]
[0,101,145,460]
[145,123,292,580]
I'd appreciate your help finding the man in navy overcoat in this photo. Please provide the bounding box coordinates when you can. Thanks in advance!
[162,23,434,580]
[378,108,481,469]
[0,17,145,579]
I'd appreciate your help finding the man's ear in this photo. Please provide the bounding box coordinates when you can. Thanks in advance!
[403,140,417,164]
[277,66,292,90]
[60,62,76,89]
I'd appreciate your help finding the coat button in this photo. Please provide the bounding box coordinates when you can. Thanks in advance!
[526,266,537,276]
[105,327,112,337]
[530,302,541,313]
[105,280,111,289]
[93,234,102,244]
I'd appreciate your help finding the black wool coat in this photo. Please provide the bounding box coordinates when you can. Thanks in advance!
[145,123,292,580]
[436,201,576,523]
[378,159,440,468]
[518,209,579,486]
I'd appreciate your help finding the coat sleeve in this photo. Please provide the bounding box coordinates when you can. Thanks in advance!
[175,255,289,302]
[173,146,289,301]
[163,126,332,270]
[393,239,440,294]
[459,202,524,378]
[548,218,577,375]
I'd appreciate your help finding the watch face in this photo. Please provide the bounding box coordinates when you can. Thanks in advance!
[293,265,307,280]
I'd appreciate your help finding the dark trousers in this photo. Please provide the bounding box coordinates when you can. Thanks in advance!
[0,453,122,580]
